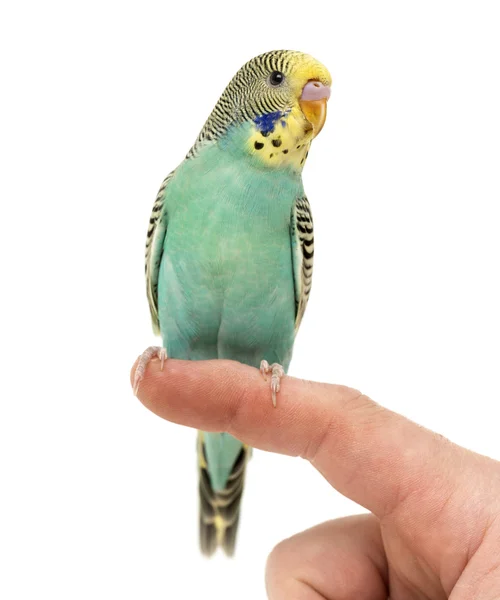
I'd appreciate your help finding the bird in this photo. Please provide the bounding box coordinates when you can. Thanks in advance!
[133,50,331,556]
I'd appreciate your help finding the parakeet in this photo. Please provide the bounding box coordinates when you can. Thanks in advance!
[134,50,331,556]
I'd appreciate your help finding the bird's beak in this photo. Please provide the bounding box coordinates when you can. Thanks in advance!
[299,81,331,137]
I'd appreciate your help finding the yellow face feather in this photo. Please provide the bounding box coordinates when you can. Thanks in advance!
[245,53,331,171]
[247,107,313,170]
[288,54,332,96]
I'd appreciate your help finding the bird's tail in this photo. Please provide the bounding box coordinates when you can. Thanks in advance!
[197,432,250,557]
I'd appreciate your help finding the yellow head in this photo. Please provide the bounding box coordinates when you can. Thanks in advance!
[190,50,331,171]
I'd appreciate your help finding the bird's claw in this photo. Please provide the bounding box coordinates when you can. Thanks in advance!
[133,346,167,396]
[259,360,285,408]
[260,360,269,381]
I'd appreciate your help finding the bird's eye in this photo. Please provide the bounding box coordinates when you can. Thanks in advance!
[269,71,285,86]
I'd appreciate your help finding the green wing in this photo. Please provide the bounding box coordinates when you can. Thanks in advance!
[290,195,314,333]
[145,171,175,335]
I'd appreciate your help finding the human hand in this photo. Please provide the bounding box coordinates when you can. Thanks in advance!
[131,358,500,599]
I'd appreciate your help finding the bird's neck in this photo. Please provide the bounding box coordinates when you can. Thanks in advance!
[214,108,313,173]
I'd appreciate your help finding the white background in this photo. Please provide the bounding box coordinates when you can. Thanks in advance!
[1,1,499,598]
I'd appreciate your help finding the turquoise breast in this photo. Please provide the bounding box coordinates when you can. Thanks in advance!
[157,129,303,371]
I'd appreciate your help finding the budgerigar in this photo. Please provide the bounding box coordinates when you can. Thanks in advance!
[134,50,331,556]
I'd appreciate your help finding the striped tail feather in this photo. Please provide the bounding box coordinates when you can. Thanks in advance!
[198,433,250,556]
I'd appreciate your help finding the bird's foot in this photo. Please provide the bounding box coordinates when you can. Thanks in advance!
[260,360,285,408]
[133,346,167,396]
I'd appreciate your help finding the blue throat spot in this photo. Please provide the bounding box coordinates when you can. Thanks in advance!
[254,111,284,135]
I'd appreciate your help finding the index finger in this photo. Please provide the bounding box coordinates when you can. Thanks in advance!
[130,357,461,519]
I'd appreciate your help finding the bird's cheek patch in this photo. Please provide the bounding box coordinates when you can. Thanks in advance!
[248,113,312,170]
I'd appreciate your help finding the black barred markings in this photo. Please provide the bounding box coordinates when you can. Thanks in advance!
[293,196,314,331]
[254,141,264,150]
[144,171,175,333]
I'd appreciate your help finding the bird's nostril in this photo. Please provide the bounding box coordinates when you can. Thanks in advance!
[301,81,331,101]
